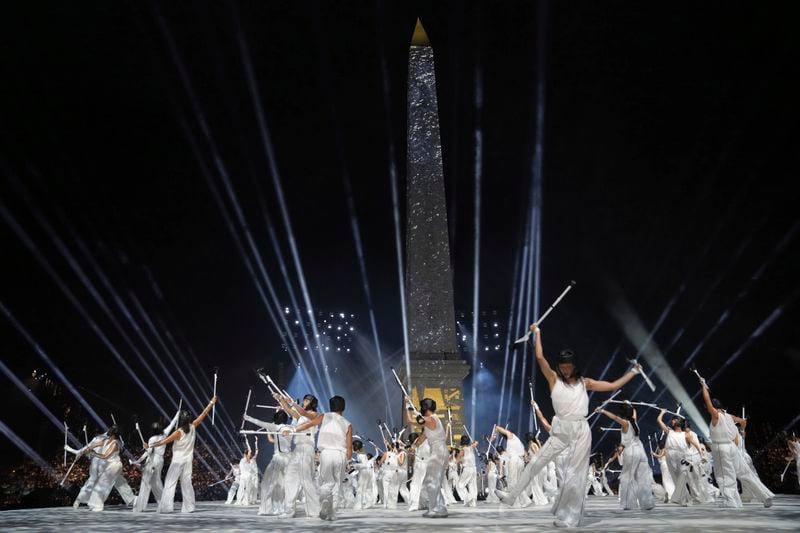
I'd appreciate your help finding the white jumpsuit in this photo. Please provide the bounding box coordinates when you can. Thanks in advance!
[619,423,655,510]
[408,441,430,510]
[503,378,592,527]
[353,452,375,510]
[421,415,449,516]
[133,411,180,512]
[87,438,123,511]
[657,454,674,501]
[283,415,320,517]
[485,460,499,502]
[243,418,293,515]
[316,411,351,521]
[158,425,196,513]
[225,465,240,504]
[456,446,478,506]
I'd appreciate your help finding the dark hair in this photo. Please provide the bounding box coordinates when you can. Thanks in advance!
[460,435,471,446]
[107,425,120,439]
[554,349,583,382]
[367,453,374,460]
[150,421,163,436]
[524,432,536,443]
[303,394,319,412]
[178,410,193,433]
[329,395,345,412]
[496,445,505,454]
[408,432,419,445]
[711,398,725,411]
[273,410,289,425]
[619,403,640,436]
[353,440,363,451]
[420,398,436,415]
[670,417,686,430]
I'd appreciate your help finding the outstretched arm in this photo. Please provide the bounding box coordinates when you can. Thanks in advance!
[164,406,181,436]
[530,325,557,390]
[494,425,515,440]
[595,408,629,433]
[243,414,278,432]
[291,413,324,434]
[146,429,183,449]
[192,396,217,428]
[585,364,640,392]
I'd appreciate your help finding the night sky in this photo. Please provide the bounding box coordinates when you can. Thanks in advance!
[2,1,799,466]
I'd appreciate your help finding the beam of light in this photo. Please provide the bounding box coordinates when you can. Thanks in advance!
[152,8,327,401]
[231,11,334,399]
[608,297,709,437]
[505,236,531,424]
[691,302,791,401]
[496,247,522,425]
[374,8,412,393]
[0,359,82,448]
[0,203,226,477]
[518,222,537,431]
[8,179,238,459]
[0,419,63,485]
[470,62,483,436]
[178,119,324,404]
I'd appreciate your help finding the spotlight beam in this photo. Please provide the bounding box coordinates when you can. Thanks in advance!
[470,61,483,436]
[0,419,63,485]
[496,247,522,426]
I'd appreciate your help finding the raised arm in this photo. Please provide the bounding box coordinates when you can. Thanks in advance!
[585,363,640,392]
[530,325,557,390]
[243,414,278,432]
[404,406,418,426]
[595,408,629,433]
[532,401,552,433]
[700,383,719,425]
[192,396,217,428]
[656,409,670,433]
[346,424,353,460]
[290,413,324,434]
[494,424,515,440]
[163,406,181,436]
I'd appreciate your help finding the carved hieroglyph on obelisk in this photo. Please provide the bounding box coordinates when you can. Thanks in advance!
[400,19,470,438]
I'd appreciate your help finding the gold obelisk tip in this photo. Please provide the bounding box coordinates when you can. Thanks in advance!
[411,18,430,46]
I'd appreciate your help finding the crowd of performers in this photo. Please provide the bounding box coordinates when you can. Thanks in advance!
[62,323,796,527]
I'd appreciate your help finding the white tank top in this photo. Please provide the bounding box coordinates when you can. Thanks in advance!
[621,421,639,447]
[317,412,350,451]
[148,435,166,459]
[102,438,121,464]
[462,447,476,467]
[172,425,196,463]
[416,439,431,461]
[710,413,734,443]
[293,415,316,447]
[424,415,445,444]
[665,430,687,452]
[551,378,589,420]
[506,434,525,458]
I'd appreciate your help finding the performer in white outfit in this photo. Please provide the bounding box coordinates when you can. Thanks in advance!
[284,395,352,521]
[657,410,709,506]
[523,434,549,505]
[789,435,800,489]
[595,403,655,510]
[235,445,259,505]
[499,323,642,528]
[700,384,773,508]
[485,454,500,502]
[404,396,449,518]
[132,409,181,512]
[243,410,293,515]
[225,463,241,505]
[446,450,459,503]
[147,395,216,514]
[352,441,375,510]
[71,430,109,509]
[455,435,479,507]
[381,443,403,509]
[274,393,321,518]
[652,445,674,502]
[493,426,531,507]
[85,426,124,512]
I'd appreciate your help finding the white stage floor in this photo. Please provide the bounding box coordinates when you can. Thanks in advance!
[1,495,798,531]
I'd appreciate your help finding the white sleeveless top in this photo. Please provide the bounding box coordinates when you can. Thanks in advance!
[102,438,121,464]
[172,425,196,463]
[710,412,736,443]
[462,447,476,468]
[424,415,445,445]
[551,378,589,420]
[293,415,316,447]
[148,435,166,459]
[665,430,687,452]
[416,439,431,461]
[620,421,641,448]
[317,412,350,451]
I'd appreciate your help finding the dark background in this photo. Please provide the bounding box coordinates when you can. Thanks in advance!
[1,0,799,473]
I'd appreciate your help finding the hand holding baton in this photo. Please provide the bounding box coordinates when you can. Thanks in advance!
[63,421,68,466]
[241,388,252,430]
[135,422,146,446]
[391,367,422,417]
[627,358,656,391]
[529,381,539,431]
[689,364,708,388]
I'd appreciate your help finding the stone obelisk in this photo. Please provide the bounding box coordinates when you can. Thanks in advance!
[401,20,470,438]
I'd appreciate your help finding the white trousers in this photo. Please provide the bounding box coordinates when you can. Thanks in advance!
[133,456,164,512]
[382,469,399,509]
[158,459,194,513]
[259,452,290,515]
[284,444,320,517]
[87,459,123,511]
[619,443,655,510]
[226,479,240,504]
[354,469,374,510]
[456,465,477,506]
[508,419,590,527]
[408,458,428,510]
[423,442,449,515]
[318,449,346,520]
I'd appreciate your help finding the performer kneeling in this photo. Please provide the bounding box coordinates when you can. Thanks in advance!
[146,395,216,514]
[498,324,641,528]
